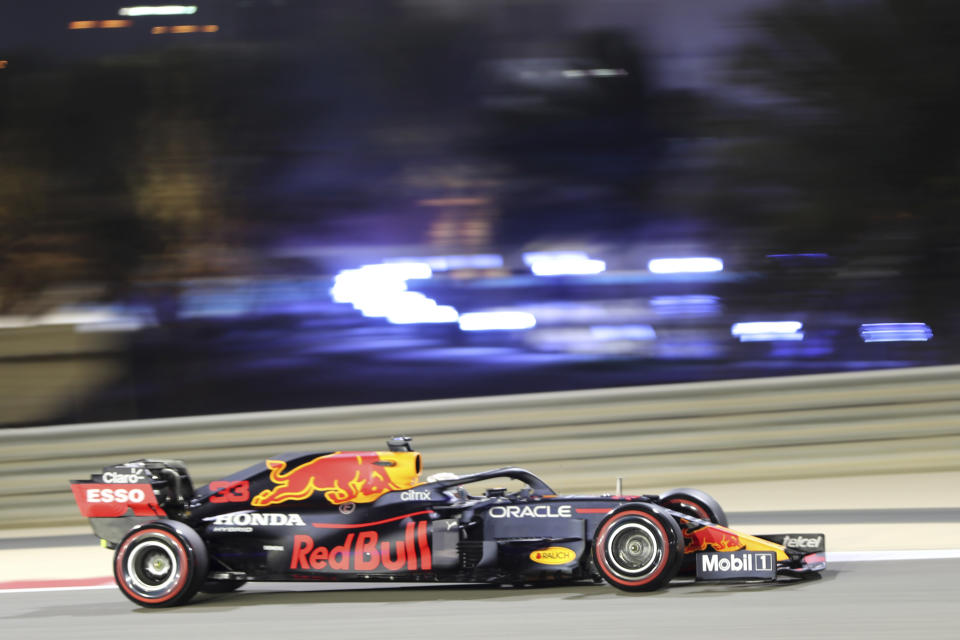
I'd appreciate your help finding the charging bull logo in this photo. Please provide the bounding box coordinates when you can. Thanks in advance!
[684,525,744,553]
[251,451,422,507]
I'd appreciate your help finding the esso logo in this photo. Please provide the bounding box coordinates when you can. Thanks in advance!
[86,487,147,503]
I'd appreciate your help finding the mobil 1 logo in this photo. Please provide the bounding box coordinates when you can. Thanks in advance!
[696,551,777,581]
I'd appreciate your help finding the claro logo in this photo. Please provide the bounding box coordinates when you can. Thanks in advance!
[102,468,146,484]
[489,505,572,518]
[529,547,577,565]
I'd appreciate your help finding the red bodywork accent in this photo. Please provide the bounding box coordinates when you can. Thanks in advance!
[251,452,409,507]
[684,525,744,553]
[71,483,166,518]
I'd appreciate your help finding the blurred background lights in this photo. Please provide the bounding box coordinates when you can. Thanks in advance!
[648,257,724,274]
[385,254,503,271]
[859,323,933,342]
[590,324,656,341]
[650,295,721,316]
[331,262,460,325]
[69,21,132,29]
[731,321,804,342]
[459,311,537,331]
[119,5,198,17]
[523,251,606,276]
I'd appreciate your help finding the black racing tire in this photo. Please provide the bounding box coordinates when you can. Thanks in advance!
[200,578,247,594]
[113,521,209,608]
[659,488,728,576]
[593,503,684,592]
[659,488,728,527]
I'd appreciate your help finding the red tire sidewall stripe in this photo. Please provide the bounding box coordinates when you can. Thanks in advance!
[596,510,670,587]
[115,528,191,604]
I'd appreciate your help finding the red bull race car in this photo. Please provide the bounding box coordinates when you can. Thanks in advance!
[70,437,826,607]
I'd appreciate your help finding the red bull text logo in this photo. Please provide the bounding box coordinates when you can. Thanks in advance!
[684,525,744,553]
[290,521,432,571]
[251,451,422,507]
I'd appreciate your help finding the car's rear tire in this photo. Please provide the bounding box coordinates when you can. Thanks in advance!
[658,488,728,526]
[113,522,208,608]
[593,504,684,592]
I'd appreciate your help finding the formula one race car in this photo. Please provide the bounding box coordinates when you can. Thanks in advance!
[70,437,825,607]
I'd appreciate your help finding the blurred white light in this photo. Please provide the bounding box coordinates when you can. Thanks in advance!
[119,5,197,16]
[358,291,430,318]
[388,304,459,325]
[0,306,155,332]
[732,321,804,342]
[737,332,805,342]
[648,257,724,274]
[562,69,587,78]
[588,68,627,77]
[523,251,606,276]
[859,323,932,342]
[590,325,656,341]
[459,311,537,331]
[331,261,464,326]
[732,321,802,336]
[387,254,502,271]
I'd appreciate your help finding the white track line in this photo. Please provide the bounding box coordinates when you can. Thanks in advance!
[827,549,960,562]
[0,585,115,594]
[4,549,960,594]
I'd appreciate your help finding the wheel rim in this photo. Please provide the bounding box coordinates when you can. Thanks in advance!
[604,520,663,579]
[120,533,185,600]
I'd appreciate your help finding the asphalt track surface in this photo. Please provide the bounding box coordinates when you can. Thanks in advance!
[2,558,955,640]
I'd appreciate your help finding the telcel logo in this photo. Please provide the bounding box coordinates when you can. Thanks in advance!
[489,504,572,518]
[782,535,823,550]
[530,547,576,565]
[86,487,147,503]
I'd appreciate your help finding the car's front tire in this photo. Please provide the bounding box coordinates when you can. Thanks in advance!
[113,522,208,607]
[593,504,684,592]
[658,488,728,526]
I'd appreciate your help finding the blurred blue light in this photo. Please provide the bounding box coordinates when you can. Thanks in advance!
[459,311,537,331]
[859,323,932,342]
[523,251,606,276]
[732,321,804,342]
[590,324,657,341]
[648,257,724,274]
[650,295,720,316]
